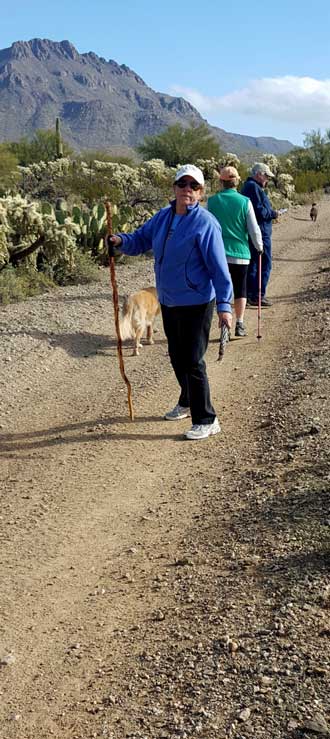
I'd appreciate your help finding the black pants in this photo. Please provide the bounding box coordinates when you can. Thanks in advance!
[228,263,248,299]
[161,301,216,425]
[248,242,272,299]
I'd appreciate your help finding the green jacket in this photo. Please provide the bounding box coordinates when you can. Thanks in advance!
[207,189,250,261]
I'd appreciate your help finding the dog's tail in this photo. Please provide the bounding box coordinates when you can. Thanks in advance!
[119,295,135,340]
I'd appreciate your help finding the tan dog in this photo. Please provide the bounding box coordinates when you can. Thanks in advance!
[310,203,318,221]
[120,287,160,356]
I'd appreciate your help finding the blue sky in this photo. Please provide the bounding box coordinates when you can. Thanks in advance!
[2,0,330,146]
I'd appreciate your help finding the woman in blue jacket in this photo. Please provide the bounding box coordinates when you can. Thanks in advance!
[108,164,233,440]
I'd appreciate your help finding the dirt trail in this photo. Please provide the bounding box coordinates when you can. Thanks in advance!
[0,201,329,739]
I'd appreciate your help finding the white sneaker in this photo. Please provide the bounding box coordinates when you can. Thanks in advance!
[164,403,190,421]
[185,417,221,440]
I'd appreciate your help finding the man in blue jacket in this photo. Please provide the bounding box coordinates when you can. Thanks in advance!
[241,163,279,307]
[108,164,233,441]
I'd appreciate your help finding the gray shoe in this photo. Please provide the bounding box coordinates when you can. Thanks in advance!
[185,417,221,440]
[164,403,190,421]
[235,322,247,337]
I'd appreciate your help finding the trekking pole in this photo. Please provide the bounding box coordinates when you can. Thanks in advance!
[105,201,134,421]
[257,252,262,340]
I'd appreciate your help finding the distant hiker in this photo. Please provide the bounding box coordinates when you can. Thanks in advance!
[241,163,281,307]
[310,203,318,222]
[107,164,233,441]
[208,165,263,338]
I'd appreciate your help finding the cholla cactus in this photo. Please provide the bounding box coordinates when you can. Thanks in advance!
[0,194,78,270]
[0,200,10,266]
[282,157,293,173]
[140,158,172,188]
[88,159,172,227]
[276,173,295,199]
[262,154,280,177]
[191,158,219,198]
[4,194,44,249]
[218,153,241,169]
[20,158,73,199]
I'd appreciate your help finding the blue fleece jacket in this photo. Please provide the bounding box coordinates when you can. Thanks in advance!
[119,201,233,312]
[241,177,277,247]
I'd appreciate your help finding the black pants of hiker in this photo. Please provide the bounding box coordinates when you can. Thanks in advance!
[161,300,216,425]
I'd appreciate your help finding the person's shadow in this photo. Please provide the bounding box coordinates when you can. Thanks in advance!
[0,415,186,457]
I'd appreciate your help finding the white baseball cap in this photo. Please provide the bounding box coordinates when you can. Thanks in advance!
[251,162,275,178]
[174,164,205,186]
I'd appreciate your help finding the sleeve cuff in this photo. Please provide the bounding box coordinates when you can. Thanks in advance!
[216,303,232,313]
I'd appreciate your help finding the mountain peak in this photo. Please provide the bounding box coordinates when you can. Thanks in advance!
[0,38,294,156]
[9,38,79,62]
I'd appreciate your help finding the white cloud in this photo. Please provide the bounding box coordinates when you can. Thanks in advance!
[170,76,330,125]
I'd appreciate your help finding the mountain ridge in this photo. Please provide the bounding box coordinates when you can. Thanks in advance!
[0,39,294,157]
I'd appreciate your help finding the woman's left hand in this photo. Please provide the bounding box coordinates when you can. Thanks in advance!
[218,311,232,329]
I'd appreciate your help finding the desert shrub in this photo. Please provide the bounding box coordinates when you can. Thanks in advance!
[53,251,101,286]
[293,170,329,194]
[292,188,324,205]
[0,145,20,195]
[138,123,222,166]
[0,264,54,304]
[9,129,72,166]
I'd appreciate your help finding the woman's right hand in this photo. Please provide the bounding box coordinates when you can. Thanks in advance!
[105,234,122,256]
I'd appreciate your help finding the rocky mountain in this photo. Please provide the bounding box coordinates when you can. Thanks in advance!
[0,39,294,156]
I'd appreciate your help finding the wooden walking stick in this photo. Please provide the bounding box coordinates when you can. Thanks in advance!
[105,201,134,420]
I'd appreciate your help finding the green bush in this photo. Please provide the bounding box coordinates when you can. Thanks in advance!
[0,264,54,304]
[0,251,101,302]
[9,129,72,166]
[138,123,222,166]
[53,251,101,286]
[294,170,329,193]
[292,188,324,206]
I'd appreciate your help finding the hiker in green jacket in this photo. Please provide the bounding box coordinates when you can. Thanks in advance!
[208,166,263,337]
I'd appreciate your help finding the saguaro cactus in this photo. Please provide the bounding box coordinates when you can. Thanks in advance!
[55,117,63,159]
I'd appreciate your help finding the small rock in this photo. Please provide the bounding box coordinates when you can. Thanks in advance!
[152,610,165,622]
[301,714,330,735]
[238,707,251,722]
[287,719,299,730]
[219,634,231,648]
[9,713,21,721]
[260,676,273,686]
[0,653,16,666]
[174,557,191,566]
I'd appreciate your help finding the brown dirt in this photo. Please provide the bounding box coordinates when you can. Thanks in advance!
[0,200,329,739]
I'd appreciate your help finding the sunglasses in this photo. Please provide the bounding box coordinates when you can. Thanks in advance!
[175,179,201,191]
